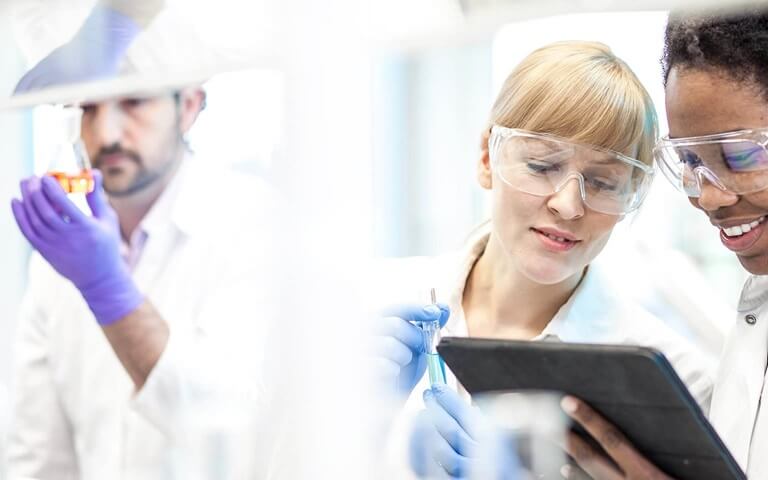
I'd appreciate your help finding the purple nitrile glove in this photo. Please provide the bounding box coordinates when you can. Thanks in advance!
[11,170,143,326]
[14,6,142,94]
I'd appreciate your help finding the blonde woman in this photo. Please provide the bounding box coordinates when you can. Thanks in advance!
[374,41,714,478]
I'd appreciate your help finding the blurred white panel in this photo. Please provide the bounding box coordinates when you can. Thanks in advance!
[11,0,93,64]
[188,69,284,175]
[126,0,279,74]
[372,43,493,256]
[3,0,282,110]
[372,0,768,52]
[257,0,374,477]
[9,0,278,70]
[3,0,767,110]
[0,12,32,478]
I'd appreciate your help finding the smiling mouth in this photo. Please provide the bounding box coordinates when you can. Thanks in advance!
[720,216,766,238]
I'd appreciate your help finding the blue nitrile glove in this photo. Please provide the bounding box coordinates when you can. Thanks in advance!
[11,171,143,326]
[14,5,141,94]
[409,385,521,479]
[374,303,450,400]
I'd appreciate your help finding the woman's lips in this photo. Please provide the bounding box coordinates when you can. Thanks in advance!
[531,227,580,252]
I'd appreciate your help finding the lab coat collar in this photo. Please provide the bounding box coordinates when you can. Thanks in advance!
[737,274,768,312]
[135,153,207,241]
[709,273,768,470]
[137,163,185,241]
[442,223,490,337]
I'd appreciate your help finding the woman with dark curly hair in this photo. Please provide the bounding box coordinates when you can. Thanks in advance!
[563,8,768,480]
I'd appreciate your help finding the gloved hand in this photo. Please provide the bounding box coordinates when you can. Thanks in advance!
[14,5,142,94]
[409,385,521,479]
[374,303,450,400]
[11,170,143,326]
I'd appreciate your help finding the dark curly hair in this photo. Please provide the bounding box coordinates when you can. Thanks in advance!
[662,8,768,96]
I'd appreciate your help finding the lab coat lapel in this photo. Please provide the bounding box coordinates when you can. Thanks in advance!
[747,387,768,477]
[710,276,768,470]
[543,267,613,343]
[130,160,194,292]
[131,227,181,292]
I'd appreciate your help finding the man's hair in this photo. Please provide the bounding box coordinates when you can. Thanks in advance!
[662,9,768,97]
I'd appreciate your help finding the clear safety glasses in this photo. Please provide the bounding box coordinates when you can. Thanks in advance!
[488,126,655,215]
[654,128,768,197]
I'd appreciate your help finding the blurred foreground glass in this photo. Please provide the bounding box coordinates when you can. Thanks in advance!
[167,398,267,479]
[470,391,568,480]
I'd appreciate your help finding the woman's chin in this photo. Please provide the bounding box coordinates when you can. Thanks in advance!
[737,253,768,276]
[520,260,581,286]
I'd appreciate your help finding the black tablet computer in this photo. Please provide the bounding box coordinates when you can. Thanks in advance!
[437,337,745,480]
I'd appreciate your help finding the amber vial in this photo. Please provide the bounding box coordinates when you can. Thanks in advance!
[49,170,95,194]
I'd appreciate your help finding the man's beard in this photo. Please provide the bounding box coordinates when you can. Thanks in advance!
[103,164,173,197]
[92,140,182,197]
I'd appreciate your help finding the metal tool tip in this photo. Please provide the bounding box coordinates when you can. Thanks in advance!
[430,287,436,304]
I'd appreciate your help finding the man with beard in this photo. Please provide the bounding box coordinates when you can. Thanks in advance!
[7,88,274,479]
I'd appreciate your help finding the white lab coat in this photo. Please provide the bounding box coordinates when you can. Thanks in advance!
[378,225,716,477]
[7,157,275,480]
[709,274,768,478]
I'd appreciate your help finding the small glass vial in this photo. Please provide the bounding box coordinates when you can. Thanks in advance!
[47,106,94,194]
[422,288,446,385]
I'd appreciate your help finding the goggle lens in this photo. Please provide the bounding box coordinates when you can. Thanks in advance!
[655,137,768,196]
[490,129,651,215]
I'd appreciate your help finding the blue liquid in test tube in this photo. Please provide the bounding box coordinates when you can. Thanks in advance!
[422,288,446,385]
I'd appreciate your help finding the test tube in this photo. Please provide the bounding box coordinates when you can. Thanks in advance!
[422,288,446,385]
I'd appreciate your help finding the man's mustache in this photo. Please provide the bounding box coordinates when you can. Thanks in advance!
[92,145,142,169]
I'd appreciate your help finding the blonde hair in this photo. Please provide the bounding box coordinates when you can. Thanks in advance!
[489,41,658,166]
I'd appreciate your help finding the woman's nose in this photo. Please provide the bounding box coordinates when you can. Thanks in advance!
[547,176,585,220]
[694,173,739,211]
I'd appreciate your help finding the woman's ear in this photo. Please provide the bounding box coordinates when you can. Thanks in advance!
[478,128,493,190]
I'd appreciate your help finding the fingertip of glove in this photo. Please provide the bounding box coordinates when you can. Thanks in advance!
[422,304,441,318]
[26,176,43,193]
[41,175,59,193]
[423,389,434,402]
[437,303,451,326]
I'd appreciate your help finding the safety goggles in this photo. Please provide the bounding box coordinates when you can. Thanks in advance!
[654,128,768,197]
[488,126,654,215]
